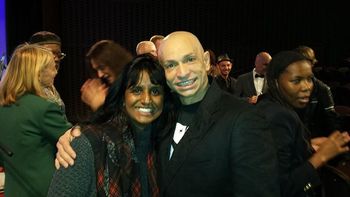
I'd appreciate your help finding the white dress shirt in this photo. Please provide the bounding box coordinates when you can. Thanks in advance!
[253,68,265,95]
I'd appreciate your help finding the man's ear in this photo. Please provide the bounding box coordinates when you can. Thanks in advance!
[203,51,210,72]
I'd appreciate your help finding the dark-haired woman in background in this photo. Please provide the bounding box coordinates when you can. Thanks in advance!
[258,50,350,197]
[48,54,175,196]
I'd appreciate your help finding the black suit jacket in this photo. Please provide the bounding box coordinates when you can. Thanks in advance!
[158,81,280,197]
[235,71,267,98]
[258,95,321,197]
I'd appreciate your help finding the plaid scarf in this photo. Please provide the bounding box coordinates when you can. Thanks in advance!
[84,117,159,197]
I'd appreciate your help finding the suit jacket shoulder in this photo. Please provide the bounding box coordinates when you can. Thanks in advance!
[235,71,256,97]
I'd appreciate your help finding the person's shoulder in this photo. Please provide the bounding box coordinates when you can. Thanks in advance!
[230,76,237,82]
[18,93,59,111]
[213,75,224,82]
[218,91,253,112]
[257,96,284,113]
[208,81,249,109]
[257,97,299,124]
[315,78,331,91]
[72,133,93,153]
[19,93,46,103]
[81,124,106,150]
[237,71,252,79]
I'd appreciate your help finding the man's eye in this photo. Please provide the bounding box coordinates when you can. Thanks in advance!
[184,56,196,63]
[165,63,175,69]
[188,57,195,62]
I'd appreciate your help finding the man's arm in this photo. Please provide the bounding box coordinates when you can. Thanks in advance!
[318,83,339,133]
[230,109,280,197]
[233,76,243,97]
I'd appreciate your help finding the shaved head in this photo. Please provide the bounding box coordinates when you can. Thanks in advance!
[158,31,205,62]
[136,40,157,57]
[157,31,210,104]
[255,51,272,75]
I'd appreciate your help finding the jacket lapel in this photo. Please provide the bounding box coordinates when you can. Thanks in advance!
[262,78,268,94]
[247,72,257,95]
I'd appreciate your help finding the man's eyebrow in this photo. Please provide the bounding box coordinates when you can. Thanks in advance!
[183,53,195,59]
[163,59,176,63]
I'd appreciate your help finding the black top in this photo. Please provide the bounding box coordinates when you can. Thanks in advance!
[135,126,152,197]
[214,75,236,94]
[296,78,339,137]
[178,101,201,126]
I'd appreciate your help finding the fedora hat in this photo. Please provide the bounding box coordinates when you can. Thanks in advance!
[217,53,233,63]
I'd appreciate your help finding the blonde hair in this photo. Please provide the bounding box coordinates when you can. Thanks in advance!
[0,44,55,105]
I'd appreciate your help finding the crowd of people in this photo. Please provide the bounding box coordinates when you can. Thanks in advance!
[0,30,349,197]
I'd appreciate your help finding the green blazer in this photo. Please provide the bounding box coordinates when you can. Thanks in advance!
[0,94,72,197]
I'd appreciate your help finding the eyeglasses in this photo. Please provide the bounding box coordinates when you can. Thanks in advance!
[52,52,66,60]
[56,52,66,60]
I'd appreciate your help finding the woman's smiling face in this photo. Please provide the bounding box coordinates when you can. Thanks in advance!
[124,70,164,129]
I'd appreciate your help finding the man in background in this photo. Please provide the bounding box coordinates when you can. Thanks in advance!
[29,31,67,115]
[235,51,272,104]
[135,40,157,58]
[150,34,164,52]
[214,53,236,94]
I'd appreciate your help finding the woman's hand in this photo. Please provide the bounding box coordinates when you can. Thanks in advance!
[311,137,328,151]
[309,131,350,169]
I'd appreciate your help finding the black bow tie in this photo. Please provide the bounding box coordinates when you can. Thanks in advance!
[255,74,265,78]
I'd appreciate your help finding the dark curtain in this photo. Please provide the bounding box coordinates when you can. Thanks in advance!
[6,0,350,123]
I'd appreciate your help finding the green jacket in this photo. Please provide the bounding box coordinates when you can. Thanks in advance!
[0,94,72,197]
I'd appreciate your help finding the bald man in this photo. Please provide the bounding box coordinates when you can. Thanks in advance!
[157,31,279,197]
[135,40,157,57]
[235,51,272,104]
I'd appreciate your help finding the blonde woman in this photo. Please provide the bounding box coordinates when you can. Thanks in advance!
[0,44,71,197]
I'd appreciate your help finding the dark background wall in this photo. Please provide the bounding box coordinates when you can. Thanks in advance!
[6,0,350,123]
